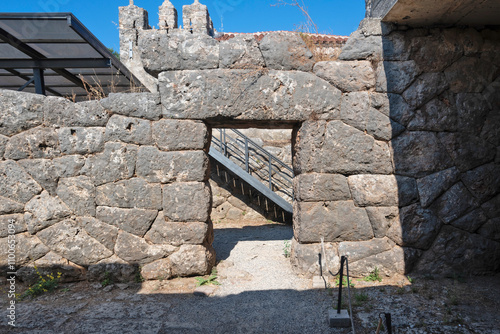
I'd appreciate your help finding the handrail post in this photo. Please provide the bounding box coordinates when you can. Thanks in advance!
[337,256,346,314]
[245,137,249,173]
[222,128,227,156]
[268,155,272,190]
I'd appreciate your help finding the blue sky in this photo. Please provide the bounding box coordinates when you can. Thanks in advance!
[1,0,365,51]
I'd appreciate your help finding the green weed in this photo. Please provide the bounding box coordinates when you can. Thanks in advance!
[283,240,291,258]
[21,266,62,299]
[364,267,382,282]
[195,268,220,287]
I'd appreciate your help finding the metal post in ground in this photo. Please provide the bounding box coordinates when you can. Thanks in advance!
[329,255,351,328]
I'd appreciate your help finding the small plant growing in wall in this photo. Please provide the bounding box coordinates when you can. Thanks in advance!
[195,268,220,287]
[364,267,382,282]
[283,240,291,258]
[21,266,62,299]
[101,271,113,287]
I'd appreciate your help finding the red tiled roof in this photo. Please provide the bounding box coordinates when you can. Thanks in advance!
[215,31,349,44]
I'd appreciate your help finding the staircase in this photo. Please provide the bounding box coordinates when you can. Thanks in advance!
[209,128,293,222]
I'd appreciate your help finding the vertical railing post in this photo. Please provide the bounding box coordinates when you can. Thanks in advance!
[268,154,273,190]
[337,256,346,314]
[222,128,227,156]
[245,137,249,173]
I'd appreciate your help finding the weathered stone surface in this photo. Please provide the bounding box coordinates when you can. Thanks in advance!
[58,127,105,155]
[163,182,211,222]
[415,226,500,274]
[0,90,45,136]
[4,127,60,160]
[81,142,137,186]
[152,119,208,151]
[290,238,340,277]
[105,115,152,145]
[78,217,119,251]
[481,110,500,146]
[18,159,58,195]
[87,254,136,282]
[455,93,490,135]
[294,121,393,175]
[482,194,500,219]
[259,32,314,72]
[450,208,488,233]
[402,73,448,109]
[477,218,500,241]
[141,258,172,280]
[348,175,398,207]
[387,203,442,249]
[56,176,96,216]
[0,196,24,215]
[0,134,7,157]
[407,94,459,131]
[169,244,215,276]
[145,211,208,246]
[96,178,162,210]
[314,61,375,92]
[294,173,350,202]
[391,131,453,177]
[397,176,419,207]
[0,160,41,203]
[339,237,393,262]
[375,60,419,94]
[30,252,86,283]
[0,214,26,238]
[365,206,399,238]
[410,35,462,73]
[100,93,161,121]
[53,155,85,178]
[219,35,265,69]
[339,31,382,60]
[416,167,460,208]
[37,219,113,265]
[114,231,176,264]
[13,232,50,265]
[445,56,494,93]
[140,30,219,76]
[96,206,157,237]
[432,182,478,224]
[24,191,71,234]
[371,93,413,127]
[159,70,342,121]
[438,132,495,172]
[294,201,373,243]
[44,97,109,127]
[462,163,500,202]
[136,146,208,183]
[483,77,500,110]
[366,105,405,141]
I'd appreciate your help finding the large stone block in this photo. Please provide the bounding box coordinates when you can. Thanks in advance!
[477,218,500,242]
[56,176,96,217]
[24,191,71,234]
[44,97,109,127]
[407,94,459,132]
[416,167,460,208]
[0,134,7,158]
[348,174,398,207]
[290,238,340,277]
[456,93,490,135]
[4,127,60,160]
[371,92,413,127]
[105,115,153,145]
[136,146,208,183]
[162,182,211,222]
[294,121,393,175]
[375,60,419,94]
[482,194,500,219]
[0,160,41,203]
[0,214,26,238]
[365,206,399,238]
[100,93,161,121]
[96,206,158,237]
[409,35,462,73]
[145,211,209,246]
[219,35,266,69]
[339,31,383,60]
[81,142,137,186]
[58,127,105,155]
[313,61,375,92]
[402,73,448,109]
[114,230,176,264]
[152,119,208,151]
[259,32,314,72]
[0,90,45,136]
[12,233,50,266]
[444,56,494,93]
[293,173,350,202]
[77,217,119,251]
[438,132,495,172]
[461,163,500,202]
[481,109,500,147]
[431,182,478,224]
[169,244,215,276]
[87,255,136,282]
[53,155,86,178]
[141,258,172,281]
[37,219,113,265]
[18,159,58,195]
[294,201,373,243]
[159,69,342,121]
[0,196,24,215]
[450,208,488,233]
[96,177,162,210]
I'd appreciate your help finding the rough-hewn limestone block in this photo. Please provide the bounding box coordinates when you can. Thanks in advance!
[4,127,60,160]
[24,191,71,234]
[29,252,86,283]
[163,182,211,222]
[294,201,373,243]
[431,182,478,224]
[12,233,50,265]
[461,163,500,202]
[477,218,500,241]
[348,175,398,207]
[141,258,172,280]
[259,32,314,72]
[159,70,342,121]
[371,92,413,127]
[339,31,382,60]
[450,208,488,233]
[0,214,26,237]
[481,109,500,146]
[96,178,162,210]
[387,203,442,250]
[114,230,176,264]
[402,73,448,109]
[294,173,350,202]
[58,127,105,155]
[87,254,136,282]
[152,119,208,151]
[104,115,152,145]
[81,142,137,186]
[339,237,393,262]
[56,176,96,217]
[17,159,58,195]
[169,244,215,276]
[136,146,208,183]
[96,206,158,237]
[145,211,208,246]
[416,167,460,208]
[294,121,393,175]
[365,206,399,238]
[483,77,500,110]
[409,35,462,73]
[313,61,375,92]
[415,226,500,274]
[44,98,109,127]
[482,194,500,219]
[0,196,24,215]
[0,160,41,203]
[0,134,7,158]
[140,30,219,76]
[375,61,419,94]
[37,219,113,265]
[0,90,45,136]
[407,94,459,132]
[77,217,119,251]
[391,131,453,177]
[53,155,85,178]
[438,132,495,172]
[445,57,494,93]
[100,93,161,121]
[456,93,490,135]
[219,35,265,69]
[290,238,340,277]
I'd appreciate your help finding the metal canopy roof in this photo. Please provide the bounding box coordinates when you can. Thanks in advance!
[0,13,145,101]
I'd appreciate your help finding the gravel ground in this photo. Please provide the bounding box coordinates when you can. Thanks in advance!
[1,221,499,334]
